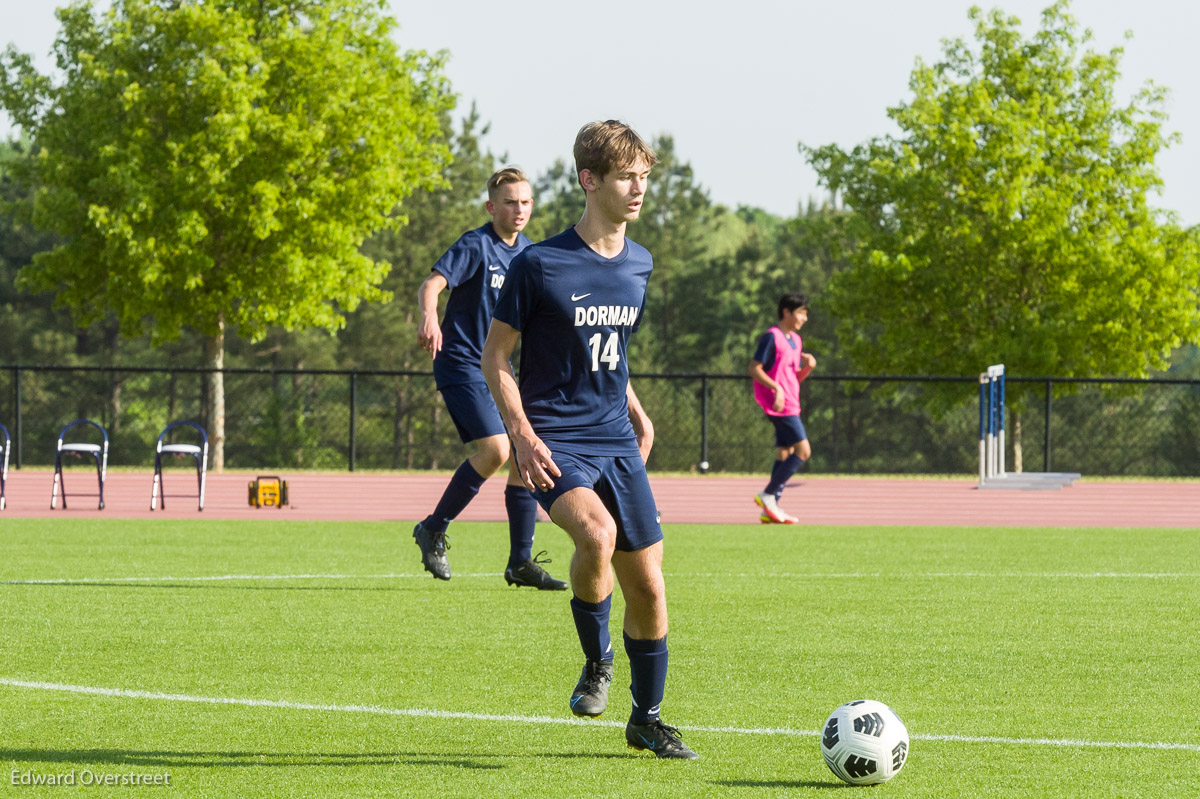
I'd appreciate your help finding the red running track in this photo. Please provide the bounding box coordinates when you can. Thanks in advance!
[1,470,1196,528]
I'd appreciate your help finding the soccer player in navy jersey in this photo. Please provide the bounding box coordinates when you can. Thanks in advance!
[481,121,698,760]
[412,167,566,591]
[748,293,817,523]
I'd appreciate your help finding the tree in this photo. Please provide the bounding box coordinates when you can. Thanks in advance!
[0,139,69,365]
[525,158,585,245]
[804,1,1200,399]
[0,0,452,469]
[631,136,726,371]
[668,202,852,373]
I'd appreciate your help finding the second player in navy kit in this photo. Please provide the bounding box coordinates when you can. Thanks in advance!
[483,121,698,760]
[412,167,566,590]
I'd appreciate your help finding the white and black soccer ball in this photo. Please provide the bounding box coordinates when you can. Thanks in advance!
[820,699,909,785]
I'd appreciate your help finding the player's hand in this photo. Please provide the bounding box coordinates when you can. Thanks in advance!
[637,435,652,464]
[513,434,561,492]
[628,408,654,464]
[772,388,786,413]
[417,316,442,359]
[635,420,654,464]
[802,352,817,370]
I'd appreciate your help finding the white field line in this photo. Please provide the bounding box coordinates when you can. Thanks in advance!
[3,571,1198,585]
[1,678,1196,753]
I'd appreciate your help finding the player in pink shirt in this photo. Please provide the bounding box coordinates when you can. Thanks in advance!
[748,294,816,523]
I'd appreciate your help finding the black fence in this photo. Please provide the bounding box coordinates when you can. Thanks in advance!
[2,365,1198,477]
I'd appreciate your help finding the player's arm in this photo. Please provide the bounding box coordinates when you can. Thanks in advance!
[481,319,561,491]
[416,271,449,358]
[626,382,655,464]
[748,360,787,413]
[797,352,817,383]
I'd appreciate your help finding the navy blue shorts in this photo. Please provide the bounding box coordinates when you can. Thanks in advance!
[532,450,663,552]
[439,382,507,444]
[767,414,808,448]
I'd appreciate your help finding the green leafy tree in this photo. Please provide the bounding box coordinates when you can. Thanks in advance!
[631,136,727,371]
[3,138,149,445]
[804,1,1200,401]
[0,0,452,468]
[525,158,585,244]
[670,202,850,373]
[667,208,782,371]
[1,138,69,365]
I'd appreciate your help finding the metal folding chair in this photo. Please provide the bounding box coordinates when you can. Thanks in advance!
[1,422,10,511]
[151,421,208,511]
[51,419,109,510]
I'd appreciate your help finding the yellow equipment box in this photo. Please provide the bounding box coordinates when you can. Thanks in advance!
[248,476,288,508]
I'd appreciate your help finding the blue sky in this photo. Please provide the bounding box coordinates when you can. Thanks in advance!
[4,0,1197,224]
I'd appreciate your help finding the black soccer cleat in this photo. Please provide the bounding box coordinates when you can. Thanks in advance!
[569,660,613,717]
[413,521,451,581]
[504,550,567,590]
[626,718,700,760]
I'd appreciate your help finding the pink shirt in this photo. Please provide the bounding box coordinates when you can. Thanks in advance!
[753,326,804,417]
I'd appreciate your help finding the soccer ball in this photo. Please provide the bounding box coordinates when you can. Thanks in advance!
[820,699,909,785]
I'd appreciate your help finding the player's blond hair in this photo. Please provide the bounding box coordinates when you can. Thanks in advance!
[487,166,529,200]
[573,120,658,184]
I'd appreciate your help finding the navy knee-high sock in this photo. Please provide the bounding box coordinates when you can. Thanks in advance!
[505,484,537,568]
[424,460,487,533]
[625,633,668,724]
[765,454,804,498]
[570,594,613,664]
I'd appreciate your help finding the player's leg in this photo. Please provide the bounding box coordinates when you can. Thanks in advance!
[613,543,695,758]
[603,457,697,760]
[502,461,566,590]
[541,473,619,717]
[612,542,668,723]
[773,424,811,519]
[756,415,808,524]
[413,383,508,580]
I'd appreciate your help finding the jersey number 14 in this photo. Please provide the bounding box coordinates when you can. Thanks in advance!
[587,332,620,371]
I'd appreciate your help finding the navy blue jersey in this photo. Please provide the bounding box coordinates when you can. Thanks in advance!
[493,227,650,456]
[431,223,532,388]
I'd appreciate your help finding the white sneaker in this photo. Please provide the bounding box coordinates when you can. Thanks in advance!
[755,492,798,524]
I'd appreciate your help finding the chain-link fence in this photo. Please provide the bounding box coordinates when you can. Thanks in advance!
[2,365,1197,476]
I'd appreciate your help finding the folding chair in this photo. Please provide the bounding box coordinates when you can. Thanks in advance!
[1,422,10,511]
[51,419,109,510]
[151,420,208,511]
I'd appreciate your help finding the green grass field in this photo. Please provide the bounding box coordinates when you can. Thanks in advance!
[1,519,1197,797]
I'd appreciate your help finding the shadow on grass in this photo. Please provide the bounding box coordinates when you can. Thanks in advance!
[1,748,498,770]
[714,779,853,790]
[3,583,408,593]
[0,748,636,769]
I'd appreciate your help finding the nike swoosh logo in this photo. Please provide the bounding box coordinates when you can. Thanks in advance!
[638,734,657,749]
[488,265,501,271]
[571,293,591,301]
